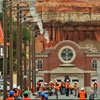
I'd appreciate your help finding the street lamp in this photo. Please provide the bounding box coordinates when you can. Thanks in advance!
[32,29,49,92]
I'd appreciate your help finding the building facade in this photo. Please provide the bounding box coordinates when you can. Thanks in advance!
[36,40,100,91]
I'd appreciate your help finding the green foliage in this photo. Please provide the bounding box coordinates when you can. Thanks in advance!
[22,25,31,44]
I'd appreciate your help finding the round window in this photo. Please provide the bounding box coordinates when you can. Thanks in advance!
[58,46,76,63]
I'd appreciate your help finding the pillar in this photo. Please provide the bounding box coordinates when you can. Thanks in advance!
[44,73,50,83]
[84,73,91,92]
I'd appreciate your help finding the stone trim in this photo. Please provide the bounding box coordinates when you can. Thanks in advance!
[46,40,81,50]
[86,52,100,57]
[58,46,76,64]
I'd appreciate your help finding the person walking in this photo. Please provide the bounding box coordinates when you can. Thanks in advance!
[65,80,70,96]
[6,90,15,100]
[54,83,60,99]
[74,82,78,96]
[78,88,87,100]
[61,80,65,95]
[93,81,98,96]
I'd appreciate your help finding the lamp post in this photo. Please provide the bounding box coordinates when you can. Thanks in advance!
[31,29,49,92]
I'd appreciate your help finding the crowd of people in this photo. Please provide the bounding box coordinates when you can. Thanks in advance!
[6,79,98,100]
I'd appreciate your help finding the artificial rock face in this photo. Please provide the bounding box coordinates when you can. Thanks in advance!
[34,0,100,52]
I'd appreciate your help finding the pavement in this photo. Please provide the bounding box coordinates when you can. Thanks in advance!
[30,92,98,100]
[0,91,98,100]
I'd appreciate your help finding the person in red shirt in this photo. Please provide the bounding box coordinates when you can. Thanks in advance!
[6,90,15,100]
[22,91,31,100]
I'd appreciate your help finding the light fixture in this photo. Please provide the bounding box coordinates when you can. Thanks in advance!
[33,13,39,22]
[40,29,44,34]
[30,6,36,16]
[44,30,49,40]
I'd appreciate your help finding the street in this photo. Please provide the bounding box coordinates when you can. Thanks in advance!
[30,92,98,100]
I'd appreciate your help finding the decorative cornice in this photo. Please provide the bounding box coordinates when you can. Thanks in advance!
[86,52,100,57]
[36,52,49,57]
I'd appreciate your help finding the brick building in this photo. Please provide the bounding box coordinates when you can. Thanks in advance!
[36,40,100,91]
[33,0,100,91]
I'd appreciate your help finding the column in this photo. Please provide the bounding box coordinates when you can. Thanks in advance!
[44,73,50,83]
[84,73,91,92]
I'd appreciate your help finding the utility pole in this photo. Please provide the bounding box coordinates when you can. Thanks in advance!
[32,32,36,92]
[24,40,27,91]
[19,9,23,91]
[29,35,31,90]
[16,4,20,86]
[3,0,7,99]
[9,0,13,90]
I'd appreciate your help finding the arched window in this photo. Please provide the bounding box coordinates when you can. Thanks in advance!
[37,60,43,70]
[92,59,97,69]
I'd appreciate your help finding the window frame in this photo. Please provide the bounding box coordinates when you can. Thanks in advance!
[92,58,97,69]
[36,59,43,70]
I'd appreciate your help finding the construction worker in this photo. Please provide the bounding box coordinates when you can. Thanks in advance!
[37,81,41,91]
[74,82,78,96]
[78,88,87,100]
[61,80,65,95]
[44,94,48,100]
[6,90,15,100]
[54,79,57,87]
[40,92,45,100]
[17,86,22,96]
[13,88,19,99]
[17,97,22,100]
[23,91,31,100]
[70,85,74,95]
[65,80,70,96]
[54,83,60,99]
[93,81,98,95]
[49,81,54,89]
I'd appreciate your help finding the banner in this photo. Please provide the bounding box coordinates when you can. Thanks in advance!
[0,21,3,45]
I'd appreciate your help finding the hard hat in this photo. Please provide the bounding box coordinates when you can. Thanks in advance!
[40,92,45,96]
[95,81,97,83]
[13,84,17,89]
[9,90,14,95]
[17,97,22,99]
[44,94,48,98]
[50,81,52,83]
[81,88,84,91]
[61,80,63,81]
[23,91,28,95]
[67,80,69,82]
[75,81,76,83]
[17,86,20,89]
